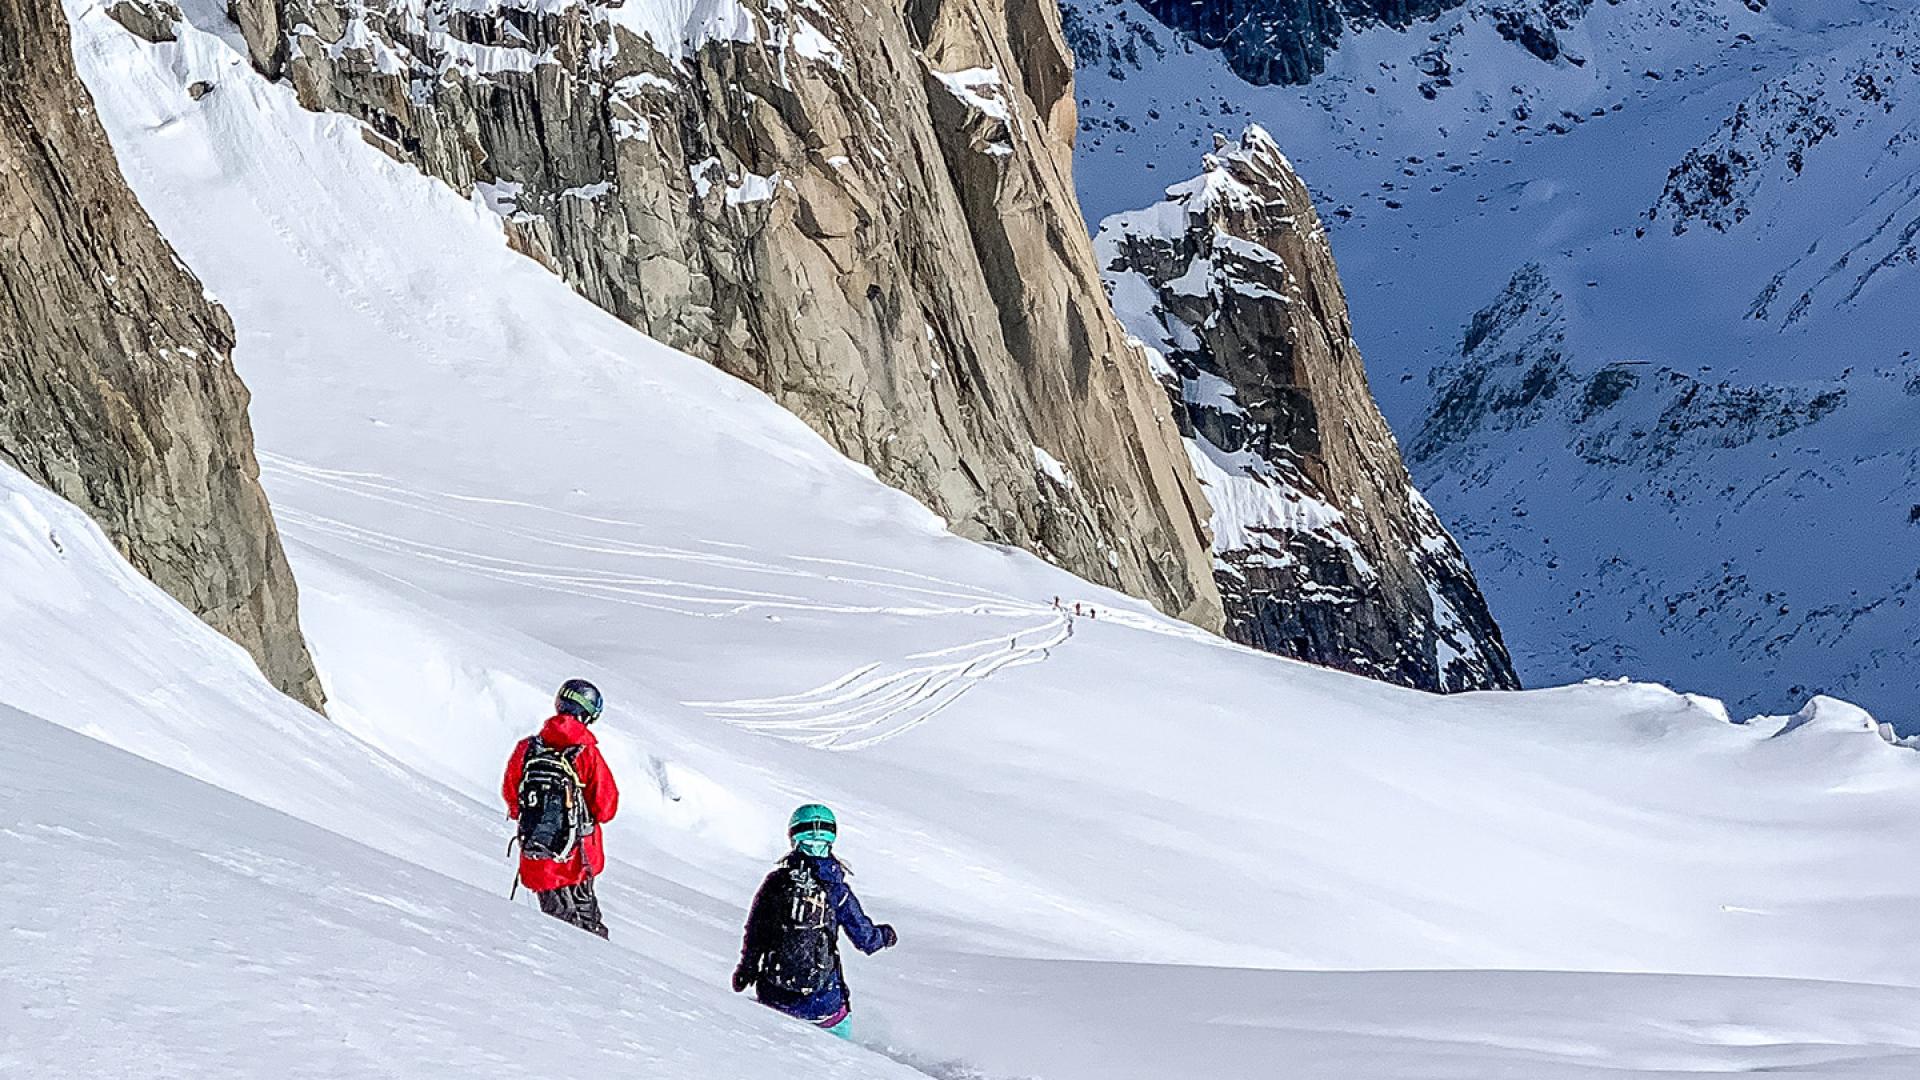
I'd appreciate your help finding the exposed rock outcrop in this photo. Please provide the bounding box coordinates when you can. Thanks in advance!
[1414,264,1848,473]
[1098,128,1517,691]
[0,0,325,708]
[213,0,1224,628]
[1102,0,1598,86]
[1654,10,1912,238]
[1132,0,1464,85]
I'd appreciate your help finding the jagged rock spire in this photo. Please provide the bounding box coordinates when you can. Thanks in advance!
[1098,126,1518,691]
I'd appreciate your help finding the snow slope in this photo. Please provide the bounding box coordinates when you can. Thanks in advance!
[1064,0,1920,728]
[0,704,910,1080]
[5,1,1920,1075]
[9,644,1920,1080]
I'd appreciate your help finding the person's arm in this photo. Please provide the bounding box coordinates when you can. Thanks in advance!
[582,745,620,824]
[825,873,896,955]
[501,739,526,819]
[734,873,778,989]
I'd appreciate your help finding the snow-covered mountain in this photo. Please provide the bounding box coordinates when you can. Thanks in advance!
[1063,0,1920,727]
[4,5,1920,1072]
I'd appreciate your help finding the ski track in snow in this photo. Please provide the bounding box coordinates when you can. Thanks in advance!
[263,453,1097,749]
[687,615,1073,751]
[262,453,1233,752]
[259,454,1246,749]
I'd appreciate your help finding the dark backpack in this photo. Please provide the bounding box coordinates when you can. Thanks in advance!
[759,860,838,996]
[515,739,588,861]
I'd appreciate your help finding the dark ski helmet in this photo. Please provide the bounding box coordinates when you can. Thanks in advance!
[788,803,837,857]
[555,679,604,724]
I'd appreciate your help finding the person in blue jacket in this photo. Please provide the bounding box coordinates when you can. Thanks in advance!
[732,804,897,1039]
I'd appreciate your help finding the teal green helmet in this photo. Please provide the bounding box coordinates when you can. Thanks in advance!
[788,803,837,857]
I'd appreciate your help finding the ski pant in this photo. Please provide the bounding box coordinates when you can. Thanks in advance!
[536,873,608,939]
[797,1004,852,1040]
[757,997,851,1040]
[817,1008,852,1041]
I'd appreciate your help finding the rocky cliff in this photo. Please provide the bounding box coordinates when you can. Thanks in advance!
[0,0,324,708]
[1098,128,1517,691]
[1134,0,1460,85]
[211,0,1223,628]
[1071,0,1599,87]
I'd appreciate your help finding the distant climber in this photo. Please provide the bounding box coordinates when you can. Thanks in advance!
[731,804,897,1039]
[503,678,620,938]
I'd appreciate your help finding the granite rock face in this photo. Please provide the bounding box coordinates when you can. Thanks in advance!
[222,0,1224,628]
[0,0,325,708]
[1099,128,1517,691]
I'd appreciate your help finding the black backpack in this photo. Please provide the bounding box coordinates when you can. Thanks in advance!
[759,860,838,996]
[515,739,589,861]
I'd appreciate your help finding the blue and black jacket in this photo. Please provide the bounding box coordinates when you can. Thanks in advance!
[739,852,895,1022]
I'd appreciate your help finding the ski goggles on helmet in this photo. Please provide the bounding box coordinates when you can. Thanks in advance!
[788,818,837,842]
[557,686,603,722]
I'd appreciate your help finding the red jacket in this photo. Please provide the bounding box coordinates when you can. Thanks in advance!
[503,714,620,892]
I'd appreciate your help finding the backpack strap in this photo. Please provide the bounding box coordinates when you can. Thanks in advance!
[518,739,586,801]
[560,744,593,830]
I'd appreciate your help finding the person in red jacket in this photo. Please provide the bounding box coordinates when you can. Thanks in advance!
[503,679,620,938]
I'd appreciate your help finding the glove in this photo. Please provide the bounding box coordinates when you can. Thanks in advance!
[878,924,898,949]
[731,965,755,993]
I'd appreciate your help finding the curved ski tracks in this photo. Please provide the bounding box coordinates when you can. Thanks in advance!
[686,616,1074,751]
[261,455,1083,751]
